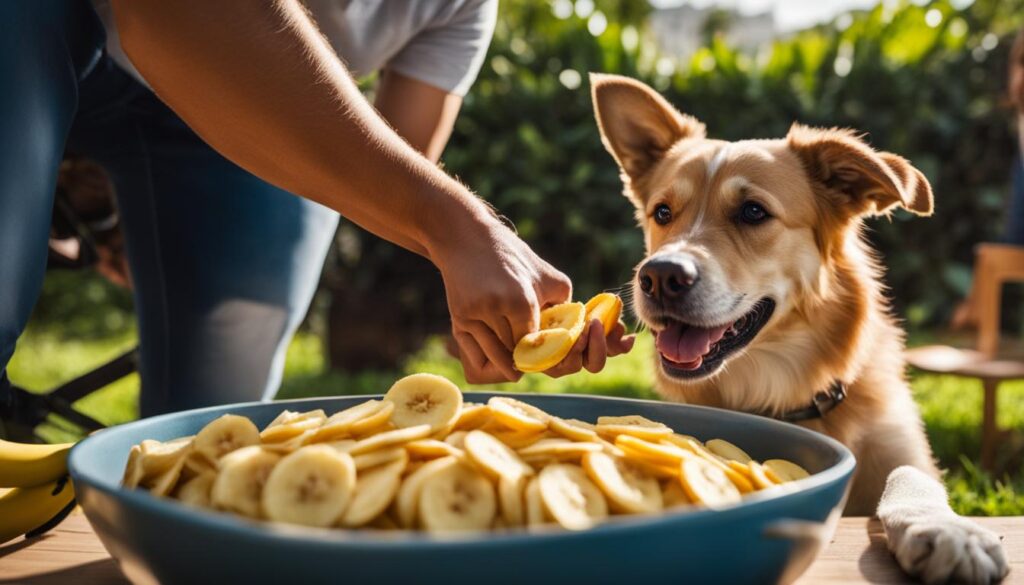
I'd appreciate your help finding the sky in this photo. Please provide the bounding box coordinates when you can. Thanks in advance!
[647,0,962,32]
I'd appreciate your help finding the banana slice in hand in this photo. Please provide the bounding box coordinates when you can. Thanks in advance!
[539,302,586,340]
[418,462,496,533]
[584,293,623,335]
[211,446,281,518]
[384,374,463,433]
[194,415,261,463]
[537,464,608,531]
[582,451,662,514]
[512,329,574,373]
[262,445,356,527]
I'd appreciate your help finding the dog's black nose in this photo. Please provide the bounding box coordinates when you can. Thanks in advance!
[638,255,699,300]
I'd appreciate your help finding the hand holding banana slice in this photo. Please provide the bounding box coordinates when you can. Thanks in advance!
[122,373,812,535]
[513,293,634,377]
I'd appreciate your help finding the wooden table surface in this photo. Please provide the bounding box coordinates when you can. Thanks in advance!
[0,514,1020,584]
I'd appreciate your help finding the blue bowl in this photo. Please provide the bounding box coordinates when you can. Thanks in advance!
[69,393,855,585]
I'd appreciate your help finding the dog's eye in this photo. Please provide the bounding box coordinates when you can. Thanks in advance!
[739,201,769,225]
[653,204,673,225]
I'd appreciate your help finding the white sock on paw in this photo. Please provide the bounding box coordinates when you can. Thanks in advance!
[877,466,1009,584]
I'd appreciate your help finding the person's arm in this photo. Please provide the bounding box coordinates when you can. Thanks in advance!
[112,0,571,383]
[374,71,635,377]
[374,70,462,164]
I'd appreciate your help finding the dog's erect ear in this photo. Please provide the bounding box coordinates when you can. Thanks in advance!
[787,123,933,217]
[591,73,706,181]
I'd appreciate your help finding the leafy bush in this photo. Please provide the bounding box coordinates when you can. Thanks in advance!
[325,0,1024,367]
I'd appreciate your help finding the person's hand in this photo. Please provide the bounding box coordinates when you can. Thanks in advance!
[433,217,571,384]
[540,319,635,379]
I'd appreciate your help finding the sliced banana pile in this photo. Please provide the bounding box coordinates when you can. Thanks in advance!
[123,373,811,534]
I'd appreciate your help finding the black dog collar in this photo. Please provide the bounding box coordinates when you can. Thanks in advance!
[773,380,848,423]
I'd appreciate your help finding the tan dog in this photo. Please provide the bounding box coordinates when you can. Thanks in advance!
[590,73,1008,584]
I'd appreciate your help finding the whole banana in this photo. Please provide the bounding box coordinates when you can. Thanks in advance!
[0,439,78,545]
[0,477,76,545]
[0,439,74,488]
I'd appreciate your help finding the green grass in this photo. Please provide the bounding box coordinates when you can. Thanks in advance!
[8,325,1023,515]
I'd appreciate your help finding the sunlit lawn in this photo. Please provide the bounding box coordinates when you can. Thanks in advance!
[9,320,1023,515]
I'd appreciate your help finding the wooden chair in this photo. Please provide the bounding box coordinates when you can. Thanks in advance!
[905,243,1024,470]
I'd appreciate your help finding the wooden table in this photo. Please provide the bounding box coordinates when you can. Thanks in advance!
[0,514,1020,584]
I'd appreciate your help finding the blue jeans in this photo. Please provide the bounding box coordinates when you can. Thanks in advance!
[0,1,338,416]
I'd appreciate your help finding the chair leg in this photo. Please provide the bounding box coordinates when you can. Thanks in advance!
[980,379,1000,471]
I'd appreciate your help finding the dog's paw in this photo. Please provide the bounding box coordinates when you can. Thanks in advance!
[890,515,1009,584]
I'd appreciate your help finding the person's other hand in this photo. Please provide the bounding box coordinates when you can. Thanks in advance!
[434,218,571,384]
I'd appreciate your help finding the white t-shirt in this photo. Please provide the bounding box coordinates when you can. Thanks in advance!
[93,0,497,97]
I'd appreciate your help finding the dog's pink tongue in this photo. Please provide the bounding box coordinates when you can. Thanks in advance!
[656,322,730,366]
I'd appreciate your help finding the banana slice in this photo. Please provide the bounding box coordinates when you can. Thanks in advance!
[513,329,574,373]
[679,457,742,507]
[260,429,318,454]
[177,473,215,508]
[485,426,546,450]
[539,302,586,340]
[384,373,463,433]
[265,409,326,429]
[662,479,692,508]
[549,417,599,442]
[194,414,261,463]
[261,418,323,444]
[628,457,682,480]
[538,464,608,531]
[464,430,534,482]
[498,476,526,527]
[353,447,408,471]
[310,400,393,443]
[583,293,623,335]
[524,477,548,527]
[348,425,432,455]
[595,415,672,441]
[262,445,356,527]
[518,439,602,461]
[184,451,217,477]
[211,446,282,518]
[418,462,496,533]
[394,455,460,527]
[616,435,689,467]
[122,445,145,489]
[746,461,776,490]
[339,458,406,527]
[453,403,492,431]
[581,452,662,514]
[680,438,754,493]
[405,439,464,460]
[487,397,550,433]
[660,433,703,449]
[142,454,187,497]
[705,439,752,463]
[763,459,810,483]
[139,437,193,476]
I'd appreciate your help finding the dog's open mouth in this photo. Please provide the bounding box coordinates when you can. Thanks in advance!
[655,298,775,379]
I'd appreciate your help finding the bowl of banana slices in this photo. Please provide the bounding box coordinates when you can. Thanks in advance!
[68,373,854,585]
